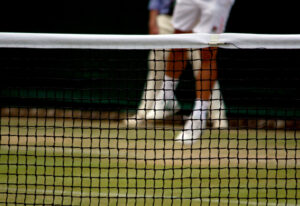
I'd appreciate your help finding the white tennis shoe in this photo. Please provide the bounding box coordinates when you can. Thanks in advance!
[175,116,206,144]
[175,100,209,144]
[145,98,180,120]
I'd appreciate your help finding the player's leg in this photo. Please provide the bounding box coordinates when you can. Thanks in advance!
[176,47,217,143]
[124,15,174,126]
[189,49,228,128]
[145,15,182,120]
[136,51,165,116]
[176,0,234,143]
[145,39,187,119]
[146,0,200,120]
[175,1,217,143]
[210,81,228,128]
[205,0,234,128]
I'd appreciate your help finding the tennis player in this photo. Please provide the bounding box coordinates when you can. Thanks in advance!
[122,0,176,128]
[126,0,229,130]
[147,0,235,143]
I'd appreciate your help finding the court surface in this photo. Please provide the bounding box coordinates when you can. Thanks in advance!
[1,116,299,205]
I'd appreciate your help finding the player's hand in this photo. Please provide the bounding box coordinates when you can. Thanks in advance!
[149,22,159,35]
[148,10,159,35]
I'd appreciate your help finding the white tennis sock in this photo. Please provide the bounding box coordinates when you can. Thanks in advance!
[146,75,179,119]
[160,75,179,101]
[192,99,209,123]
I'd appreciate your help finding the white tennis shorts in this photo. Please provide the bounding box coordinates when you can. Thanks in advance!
[172,0,235,33]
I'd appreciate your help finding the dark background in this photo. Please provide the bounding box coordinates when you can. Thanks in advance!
[0,1,299,122]
[0,1,299,34]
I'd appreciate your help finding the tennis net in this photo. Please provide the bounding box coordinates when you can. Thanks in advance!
[0,32,299,205]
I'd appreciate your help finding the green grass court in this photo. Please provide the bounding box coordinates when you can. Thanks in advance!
[0,117,299,205]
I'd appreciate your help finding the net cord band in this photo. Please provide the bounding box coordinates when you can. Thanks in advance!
[1,32,300,49]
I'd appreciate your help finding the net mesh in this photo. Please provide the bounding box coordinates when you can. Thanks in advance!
[0,33,299,205]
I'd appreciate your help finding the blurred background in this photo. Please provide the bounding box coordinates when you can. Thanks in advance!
[0,1,299,34]
[0,1,299,129]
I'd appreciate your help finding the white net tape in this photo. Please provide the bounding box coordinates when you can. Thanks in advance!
[1,32,300,49]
